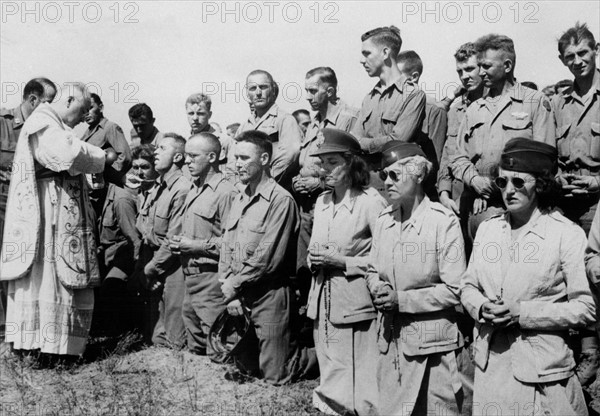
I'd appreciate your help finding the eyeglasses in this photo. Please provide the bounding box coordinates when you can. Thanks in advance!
[494,176,531,190]
[379,169,400,182]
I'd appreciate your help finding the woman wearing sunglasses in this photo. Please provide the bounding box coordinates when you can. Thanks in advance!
[368,141,466,415]
[305,128,387,415]
[461,137,595,415]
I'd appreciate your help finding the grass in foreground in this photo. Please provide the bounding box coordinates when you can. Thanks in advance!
[0,335,321,416]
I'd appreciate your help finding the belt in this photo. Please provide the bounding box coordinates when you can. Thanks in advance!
[183,263,219,275]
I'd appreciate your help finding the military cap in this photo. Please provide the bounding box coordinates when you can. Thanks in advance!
[500,138,558,174]
[310,128,361,156]
[380,141,427,169]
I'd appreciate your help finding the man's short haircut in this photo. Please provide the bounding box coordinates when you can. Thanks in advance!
[305,67,338,89]
[236,130,273,162]
[454,42,478,63]
[226,123,240,134]
[521,81,538,90]
[185,93,212,111]
[129,103,154,120]
[554,79,574,93]
[189,132,221,157]
[474,34,517,69]
[90,93,103,106]
[558,22,597,55]
[132,144,156,162]
[397,50,423,76]
[361,26,402,57]
[247,69,275,85]
[22,79,45,100]
[292,109,310,122]
[162,132,187,153]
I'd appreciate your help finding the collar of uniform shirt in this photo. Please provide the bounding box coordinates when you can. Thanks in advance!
[370,76,409,97]
[83,117,107,137]
[567,68,600,101]
[160,168,183,190]
[249,102,279,125]
[244,176,277,202]
[196,171,225,191]
[503,208,547,240]
[317,98,343,126]
[190,123,215,137]
[319,187,365,214]
[382,195,430,234]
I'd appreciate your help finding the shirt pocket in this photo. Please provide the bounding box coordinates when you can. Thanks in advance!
[502,118,533,141]
[556,124,571,157]
[381,105,403,134]
[591,122,600,159]
[192,203,217,239]
[242,218,266,260]
[154,206,170,237]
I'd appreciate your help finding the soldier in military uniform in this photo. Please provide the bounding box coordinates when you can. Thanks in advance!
[351,26,426,199]
[553,22,600,389]
[449,34,555,243]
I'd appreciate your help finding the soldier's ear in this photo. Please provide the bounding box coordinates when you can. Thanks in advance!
[27,94,40,108]
[384,47,392,60]
[208,151,218,164]
[326,86,335,98]
[260,152,270,167]
[503,58,514,74]
[173,152,184,164]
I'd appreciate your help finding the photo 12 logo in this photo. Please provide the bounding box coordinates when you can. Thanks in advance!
[1,1,140,24]
[200,1,340,24]
[400,1,540,24]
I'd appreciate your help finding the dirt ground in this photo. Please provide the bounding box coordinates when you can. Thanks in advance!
[0,337,321,416]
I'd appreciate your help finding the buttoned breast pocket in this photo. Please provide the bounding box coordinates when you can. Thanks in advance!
[381,105,403,134]
[192,204,217,238]
[154,206,170,237]
[261,126,279,143]
[556,124,571,158]
[591,122,600,159]
[243,219,266,260]
[502,118,533,141]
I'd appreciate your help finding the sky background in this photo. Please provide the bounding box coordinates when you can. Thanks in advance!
[1,0,599,140]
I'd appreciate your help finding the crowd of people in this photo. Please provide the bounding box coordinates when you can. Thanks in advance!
[0,21,599,416]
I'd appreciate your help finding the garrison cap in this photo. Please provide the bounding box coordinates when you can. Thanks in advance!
[500,138,558,174]
[381,141,427,169]
[310,128,362,156]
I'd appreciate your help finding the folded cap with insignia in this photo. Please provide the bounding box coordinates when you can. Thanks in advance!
[380,141,427,169]
[310,128,362,156]
[500,137,558,174]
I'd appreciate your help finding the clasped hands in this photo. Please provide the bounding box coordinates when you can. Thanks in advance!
[308,245,346,270]
[168,235,203,255]
[373,285,398,312]
[557,173,600,196]
[480,299,520,327]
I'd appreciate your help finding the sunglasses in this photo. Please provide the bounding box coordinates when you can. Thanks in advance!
[379,169,401,182]
[494,176,531,190]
